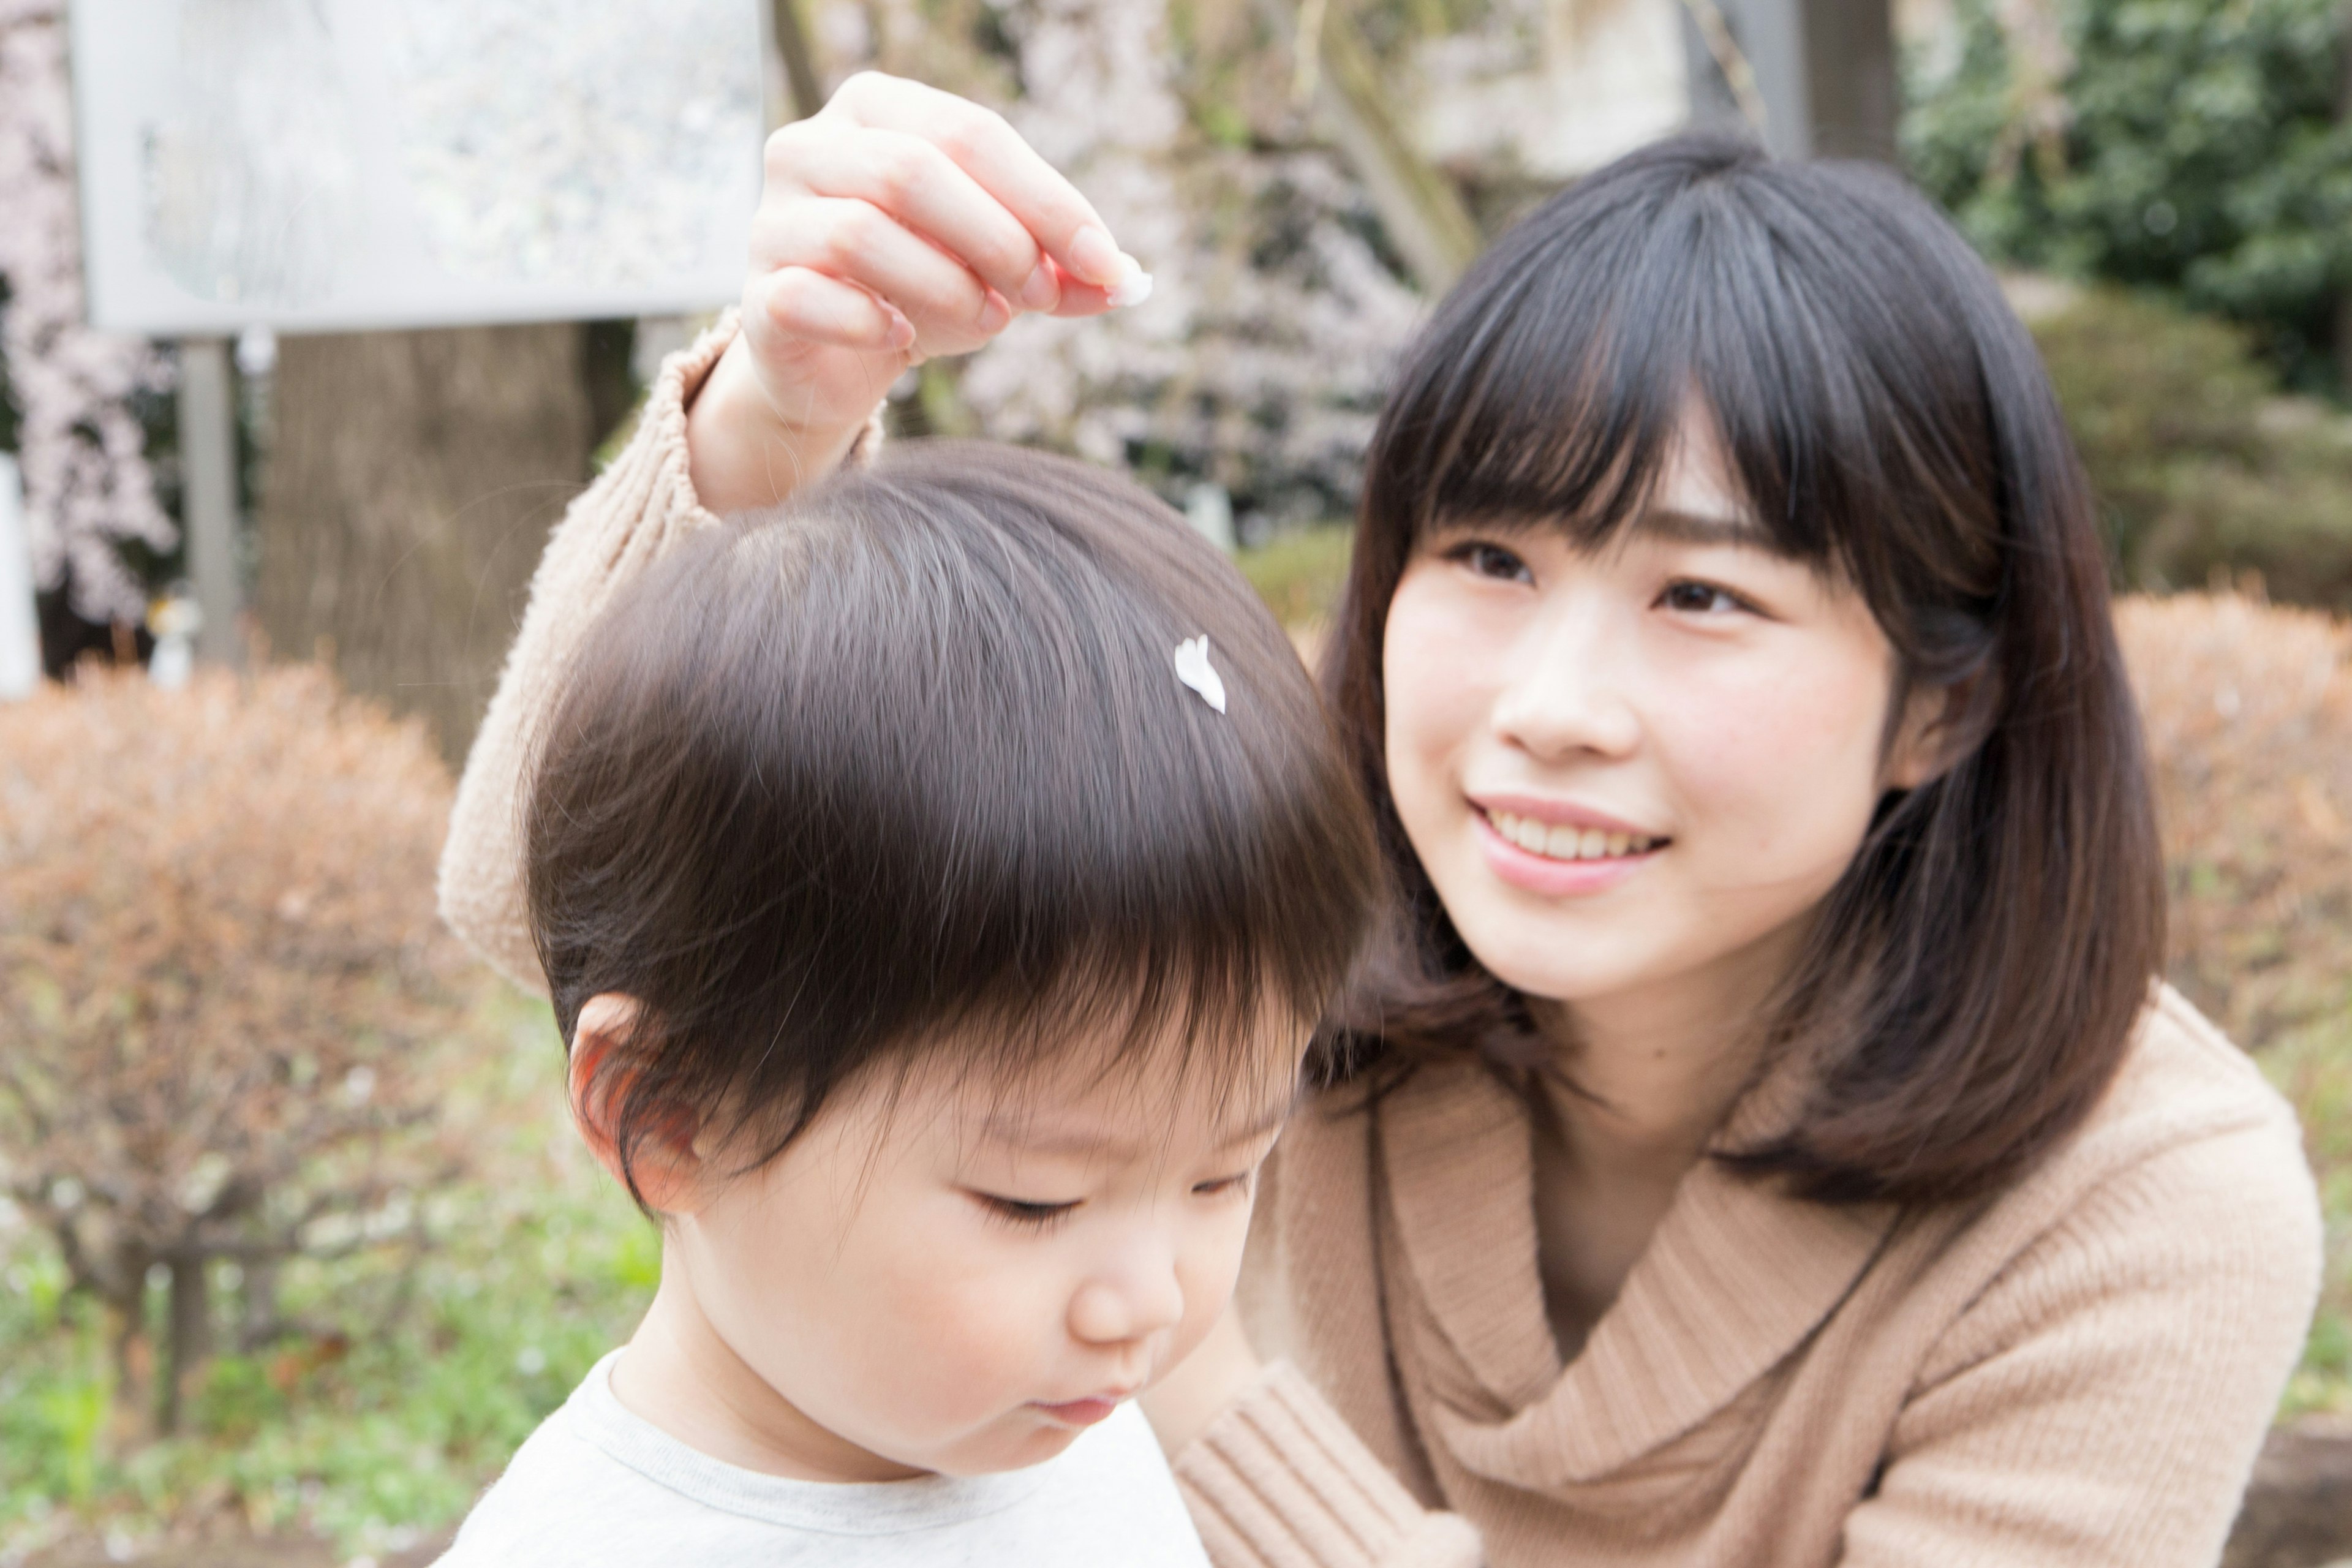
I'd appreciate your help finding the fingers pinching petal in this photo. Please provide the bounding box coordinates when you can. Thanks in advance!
[756,268,913,352]
[786,129,1049,307]
[872,78,1149,298]
[753,197,995,341]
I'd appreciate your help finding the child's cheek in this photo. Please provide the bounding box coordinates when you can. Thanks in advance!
[865,1213,1058,1418]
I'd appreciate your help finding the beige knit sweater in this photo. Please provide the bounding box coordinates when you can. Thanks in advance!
[439,318,2324,1568]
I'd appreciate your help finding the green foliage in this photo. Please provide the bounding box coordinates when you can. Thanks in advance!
[1905,0,2352,393]
[2266,1012,2352,1417]
[2025,287,2352,608]
[0,990,658,1562]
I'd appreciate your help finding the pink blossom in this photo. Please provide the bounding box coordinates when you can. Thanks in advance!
[0,1,175,625]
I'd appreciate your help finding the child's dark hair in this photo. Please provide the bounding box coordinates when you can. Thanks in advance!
[1324,134,2167,1206]
[526,442,1378,1205]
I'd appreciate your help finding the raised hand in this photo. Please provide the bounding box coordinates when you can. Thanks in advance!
[687,72,1147,513]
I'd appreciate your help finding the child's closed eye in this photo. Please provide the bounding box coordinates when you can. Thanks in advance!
[971,1192,1080,1230]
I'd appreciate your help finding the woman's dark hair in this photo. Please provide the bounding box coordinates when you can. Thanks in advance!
[527,442,1378,1205]
[1324,134,2166,1206]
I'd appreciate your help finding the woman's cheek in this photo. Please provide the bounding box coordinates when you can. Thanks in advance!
[1664,649,1888,865]
[1383,573,1501,790]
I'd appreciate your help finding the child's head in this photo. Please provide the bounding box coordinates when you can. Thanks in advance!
[525,442,1376,1477]
[1327,134,2165,1204]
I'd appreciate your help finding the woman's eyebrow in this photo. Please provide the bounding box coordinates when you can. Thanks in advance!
[1635,505,1789,554]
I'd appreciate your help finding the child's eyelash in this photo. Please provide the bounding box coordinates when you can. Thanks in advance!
[974,1193,1080,1229]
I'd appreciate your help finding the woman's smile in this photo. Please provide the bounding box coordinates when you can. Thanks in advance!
[1471,801,1666,897]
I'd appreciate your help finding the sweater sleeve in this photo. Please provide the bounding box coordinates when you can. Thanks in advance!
[1173,1363,1485,1568]
[434,312,882,990]
[1839,1112,2322,1568]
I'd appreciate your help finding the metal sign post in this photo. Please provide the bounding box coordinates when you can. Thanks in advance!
[0,454,39,699]
[175,338,243,667]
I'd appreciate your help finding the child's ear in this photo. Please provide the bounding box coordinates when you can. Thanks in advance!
[569,993,707,1215]
[1886,668,1999,792]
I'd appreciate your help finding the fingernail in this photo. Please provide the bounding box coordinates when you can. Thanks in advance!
[976,289,1012,334]
[886,310,917,350]
[1068,224,1125,287]
[1017,260,1060,312]
[1107,267,1153,309]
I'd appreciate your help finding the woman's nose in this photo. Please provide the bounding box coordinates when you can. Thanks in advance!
[1067,1251,1185,1347]
[1489,600,1643,761]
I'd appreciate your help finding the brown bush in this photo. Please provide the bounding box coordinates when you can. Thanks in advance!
[0,666,483,1436]
[2117,592,2352,1048]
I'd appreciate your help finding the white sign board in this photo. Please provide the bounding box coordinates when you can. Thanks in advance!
[0,455,39,701]
[69,0,764,335]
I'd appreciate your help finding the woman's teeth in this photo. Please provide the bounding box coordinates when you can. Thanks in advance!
[1487,810,1659,862]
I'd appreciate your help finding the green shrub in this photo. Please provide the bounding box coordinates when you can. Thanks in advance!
[2027,287,2352,611]
[1905,0,2352,393]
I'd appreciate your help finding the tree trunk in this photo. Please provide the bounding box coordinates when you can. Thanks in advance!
[102,1247,153,1442]
[769,0,826,118]
[1306,1,1485,292]
[159,1254,209,1436]
[254,325,597,765]
[1799,0,1898,164]
[238,1255,282,1352]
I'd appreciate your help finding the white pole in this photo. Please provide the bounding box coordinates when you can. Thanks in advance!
[0,454,39,701]
[176,337,244,666]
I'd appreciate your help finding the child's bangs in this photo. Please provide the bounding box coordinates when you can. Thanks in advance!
[529,442,1378,1205]
[949,940,1316,1121]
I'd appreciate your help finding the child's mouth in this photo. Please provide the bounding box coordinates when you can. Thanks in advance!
[1030,1396,1121,1427]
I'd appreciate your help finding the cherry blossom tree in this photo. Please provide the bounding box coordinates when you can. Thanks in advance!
[840,0,1428,535]
[0,0,175,630]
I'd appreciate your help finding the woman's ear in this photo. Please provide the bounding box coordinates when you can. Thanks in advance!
[569,993,707,1215]
[1886,669,1999,792]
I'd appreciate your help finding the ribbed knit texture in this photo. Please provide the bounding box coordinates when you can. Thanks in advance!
[437,322,2324,1568]
[1194,989,2323,1567]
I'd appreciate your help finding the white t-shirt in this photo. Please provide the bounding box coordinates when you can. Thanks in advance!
[434,1352,1210,1567]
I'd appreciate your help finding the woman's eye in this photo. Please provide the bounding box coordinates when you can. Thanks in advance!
[975,1194,1080,1230]
[1449,541,1533,584]
[1660,580,1747,616]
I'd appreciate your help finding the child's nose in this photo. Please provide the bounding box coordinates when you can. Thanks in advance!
[1068,1255,1185,1346]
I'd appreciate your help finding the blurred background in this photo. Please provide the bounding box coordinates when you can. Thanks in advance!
[0,0,2348,1562]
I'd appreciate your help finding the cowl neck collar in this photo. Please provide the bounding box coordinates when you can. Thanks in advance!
[1374,1055,1896,1491]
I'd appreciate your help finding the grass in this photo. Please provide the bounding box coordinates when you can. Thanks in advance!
[1237,526,1353,631]
[2264,1008,2352,1419]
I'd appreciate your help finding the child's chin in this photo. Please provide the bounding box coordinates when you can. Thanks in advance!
[922,1419,1085,1479]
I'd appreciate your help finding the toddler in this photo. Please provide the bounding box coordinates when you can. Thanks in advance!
[435,442,1377,1564]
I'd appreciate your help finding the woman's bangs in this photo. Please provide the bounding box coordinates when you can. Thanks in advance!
[1396,192,1852,571]
[1408,277,1691,549]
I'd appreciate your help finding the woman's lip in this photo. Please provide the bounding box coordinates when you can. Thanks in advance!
[1472,807,1656,897]
[1468,791,1659,838]
[1030,1396,1121,1427]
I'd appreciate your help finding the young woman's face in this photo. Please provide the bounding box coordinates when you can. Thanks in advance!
[1382,417,1939,1020]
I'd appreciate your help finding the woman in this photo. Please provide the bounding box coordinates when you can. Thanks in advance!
[440,72,2320,1567]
